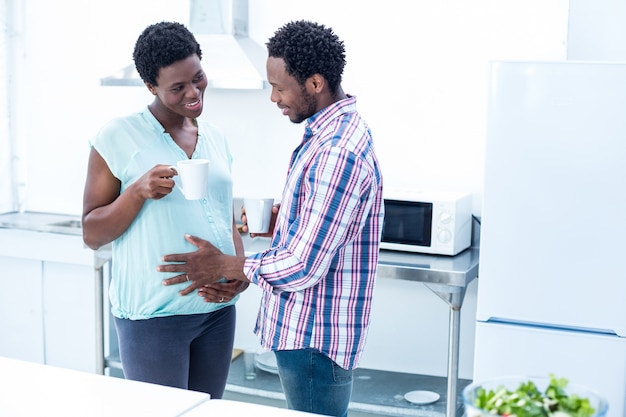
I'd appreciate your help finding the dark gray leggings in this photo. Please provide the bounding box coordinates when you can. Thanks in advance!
[114,305,236,398]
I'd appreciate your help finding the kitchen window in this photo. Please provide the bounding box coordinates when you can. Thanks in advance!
[0,0,11,212]
[0,0,24,213]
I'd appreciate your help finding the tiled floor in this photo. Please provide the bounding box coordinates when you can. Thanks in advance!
[225,355,470,417]
[223,391,381,417]
[107,354,469,416]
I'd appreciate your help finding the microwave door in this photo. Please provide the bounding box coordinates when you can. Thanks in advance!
[382,200,433,247]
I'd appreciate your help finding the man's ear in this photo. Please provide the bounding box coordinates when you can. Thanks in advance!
[308,73,325,93]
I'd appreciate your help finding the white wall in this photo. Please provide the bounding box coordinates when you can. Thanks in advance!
[248,1,569,215]
[567,0,626,60]
[8,0,569,216]
[4,0,576,379]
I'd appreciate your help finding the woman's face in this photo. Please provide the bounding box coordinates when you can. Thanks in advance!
[149,54,208,118]
[266,56,318,124]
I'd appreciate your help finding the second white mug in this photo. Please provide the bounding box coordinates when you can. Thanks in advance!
[244,198,274,233]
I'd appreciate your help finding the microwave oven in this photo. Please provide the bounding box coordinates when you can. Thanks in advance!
[380,190,473,255]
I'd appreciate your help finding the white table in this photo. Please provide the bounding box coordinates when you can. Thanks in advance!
[0,357,327,417]
[0,357,209,417]
[180,399,320,416]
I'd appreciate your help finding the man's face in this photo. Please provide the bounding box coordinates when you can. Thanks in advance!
[266,57,318,124]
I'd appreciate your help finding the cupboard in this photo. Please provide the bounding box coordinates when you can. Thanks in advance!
[0,215,110,373]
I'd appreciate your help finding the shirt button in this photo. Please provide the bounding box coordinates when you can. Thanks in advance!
[202,198,208,204]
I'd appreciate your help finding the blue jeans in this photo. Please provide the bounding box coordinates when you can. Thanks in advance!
[114,306,235,398]
[274,349,353,417]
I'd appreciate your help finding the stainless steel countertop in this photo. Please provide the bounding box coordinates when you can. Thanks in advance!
[378,248,479,288]
[0,212,479,289]
[0,211,83,236]
[0,211,112,263]
[241,234,479,289]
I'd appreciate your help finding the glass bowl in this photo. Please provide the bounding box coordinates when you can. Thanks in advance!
[462,376,608,417]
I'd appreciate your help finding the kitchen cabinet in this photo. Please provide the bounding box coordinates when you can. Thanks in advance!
[0,212,110,374]
[42,261,99,371]
[0,256,44,362]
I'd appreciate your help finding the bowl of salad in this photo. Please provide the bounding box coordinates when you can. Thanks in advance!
[462,374,608,417]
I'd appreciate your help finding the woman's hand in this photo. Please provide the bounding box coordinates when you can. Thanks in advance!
[133,164,177,200]
[198,280,250,303]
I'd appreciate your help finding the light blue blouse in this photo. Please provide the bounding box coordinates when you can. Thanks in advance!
[92,106,237,319]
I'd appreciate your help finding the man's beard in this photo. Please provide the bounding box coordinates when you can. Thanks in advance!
[291,87,318,124]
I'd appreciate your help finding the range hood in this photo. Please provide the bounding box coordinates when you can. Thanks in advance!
[100,0,267,89]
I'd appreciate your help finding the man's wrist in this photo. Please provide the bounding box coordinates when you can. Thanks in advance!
[221,253,248,282]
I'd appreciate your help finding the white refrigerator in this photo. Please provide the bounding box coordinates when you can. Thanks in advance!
[474,61,626,417]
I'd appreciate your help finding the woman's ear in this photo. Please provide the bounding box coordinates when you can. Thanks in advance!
[145,82,157,95]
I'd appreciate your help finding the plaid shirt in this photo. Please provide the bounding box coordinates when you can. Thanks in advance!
[244,96,384,369]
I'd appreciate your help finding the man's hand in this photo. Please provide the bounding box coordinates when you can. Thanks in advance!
[158,234,248,296]
[157,234,228,296]
[241,203,280,238]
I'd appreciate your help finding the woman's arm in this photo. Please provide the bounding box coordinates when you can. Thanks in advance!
[81,147,176,249]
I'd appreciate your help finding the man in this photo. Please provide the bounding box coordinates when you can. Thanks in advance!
[158,20,384,417]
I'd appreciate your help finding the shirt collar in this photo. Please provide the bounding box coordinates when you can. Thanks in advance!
[141,105,166,133]
[304,95,357,138]
[141,106,199,135]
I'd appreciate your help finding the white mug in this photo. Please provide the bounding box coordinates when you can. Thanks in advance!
[244,198,274,233]
[173,159,210,200]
